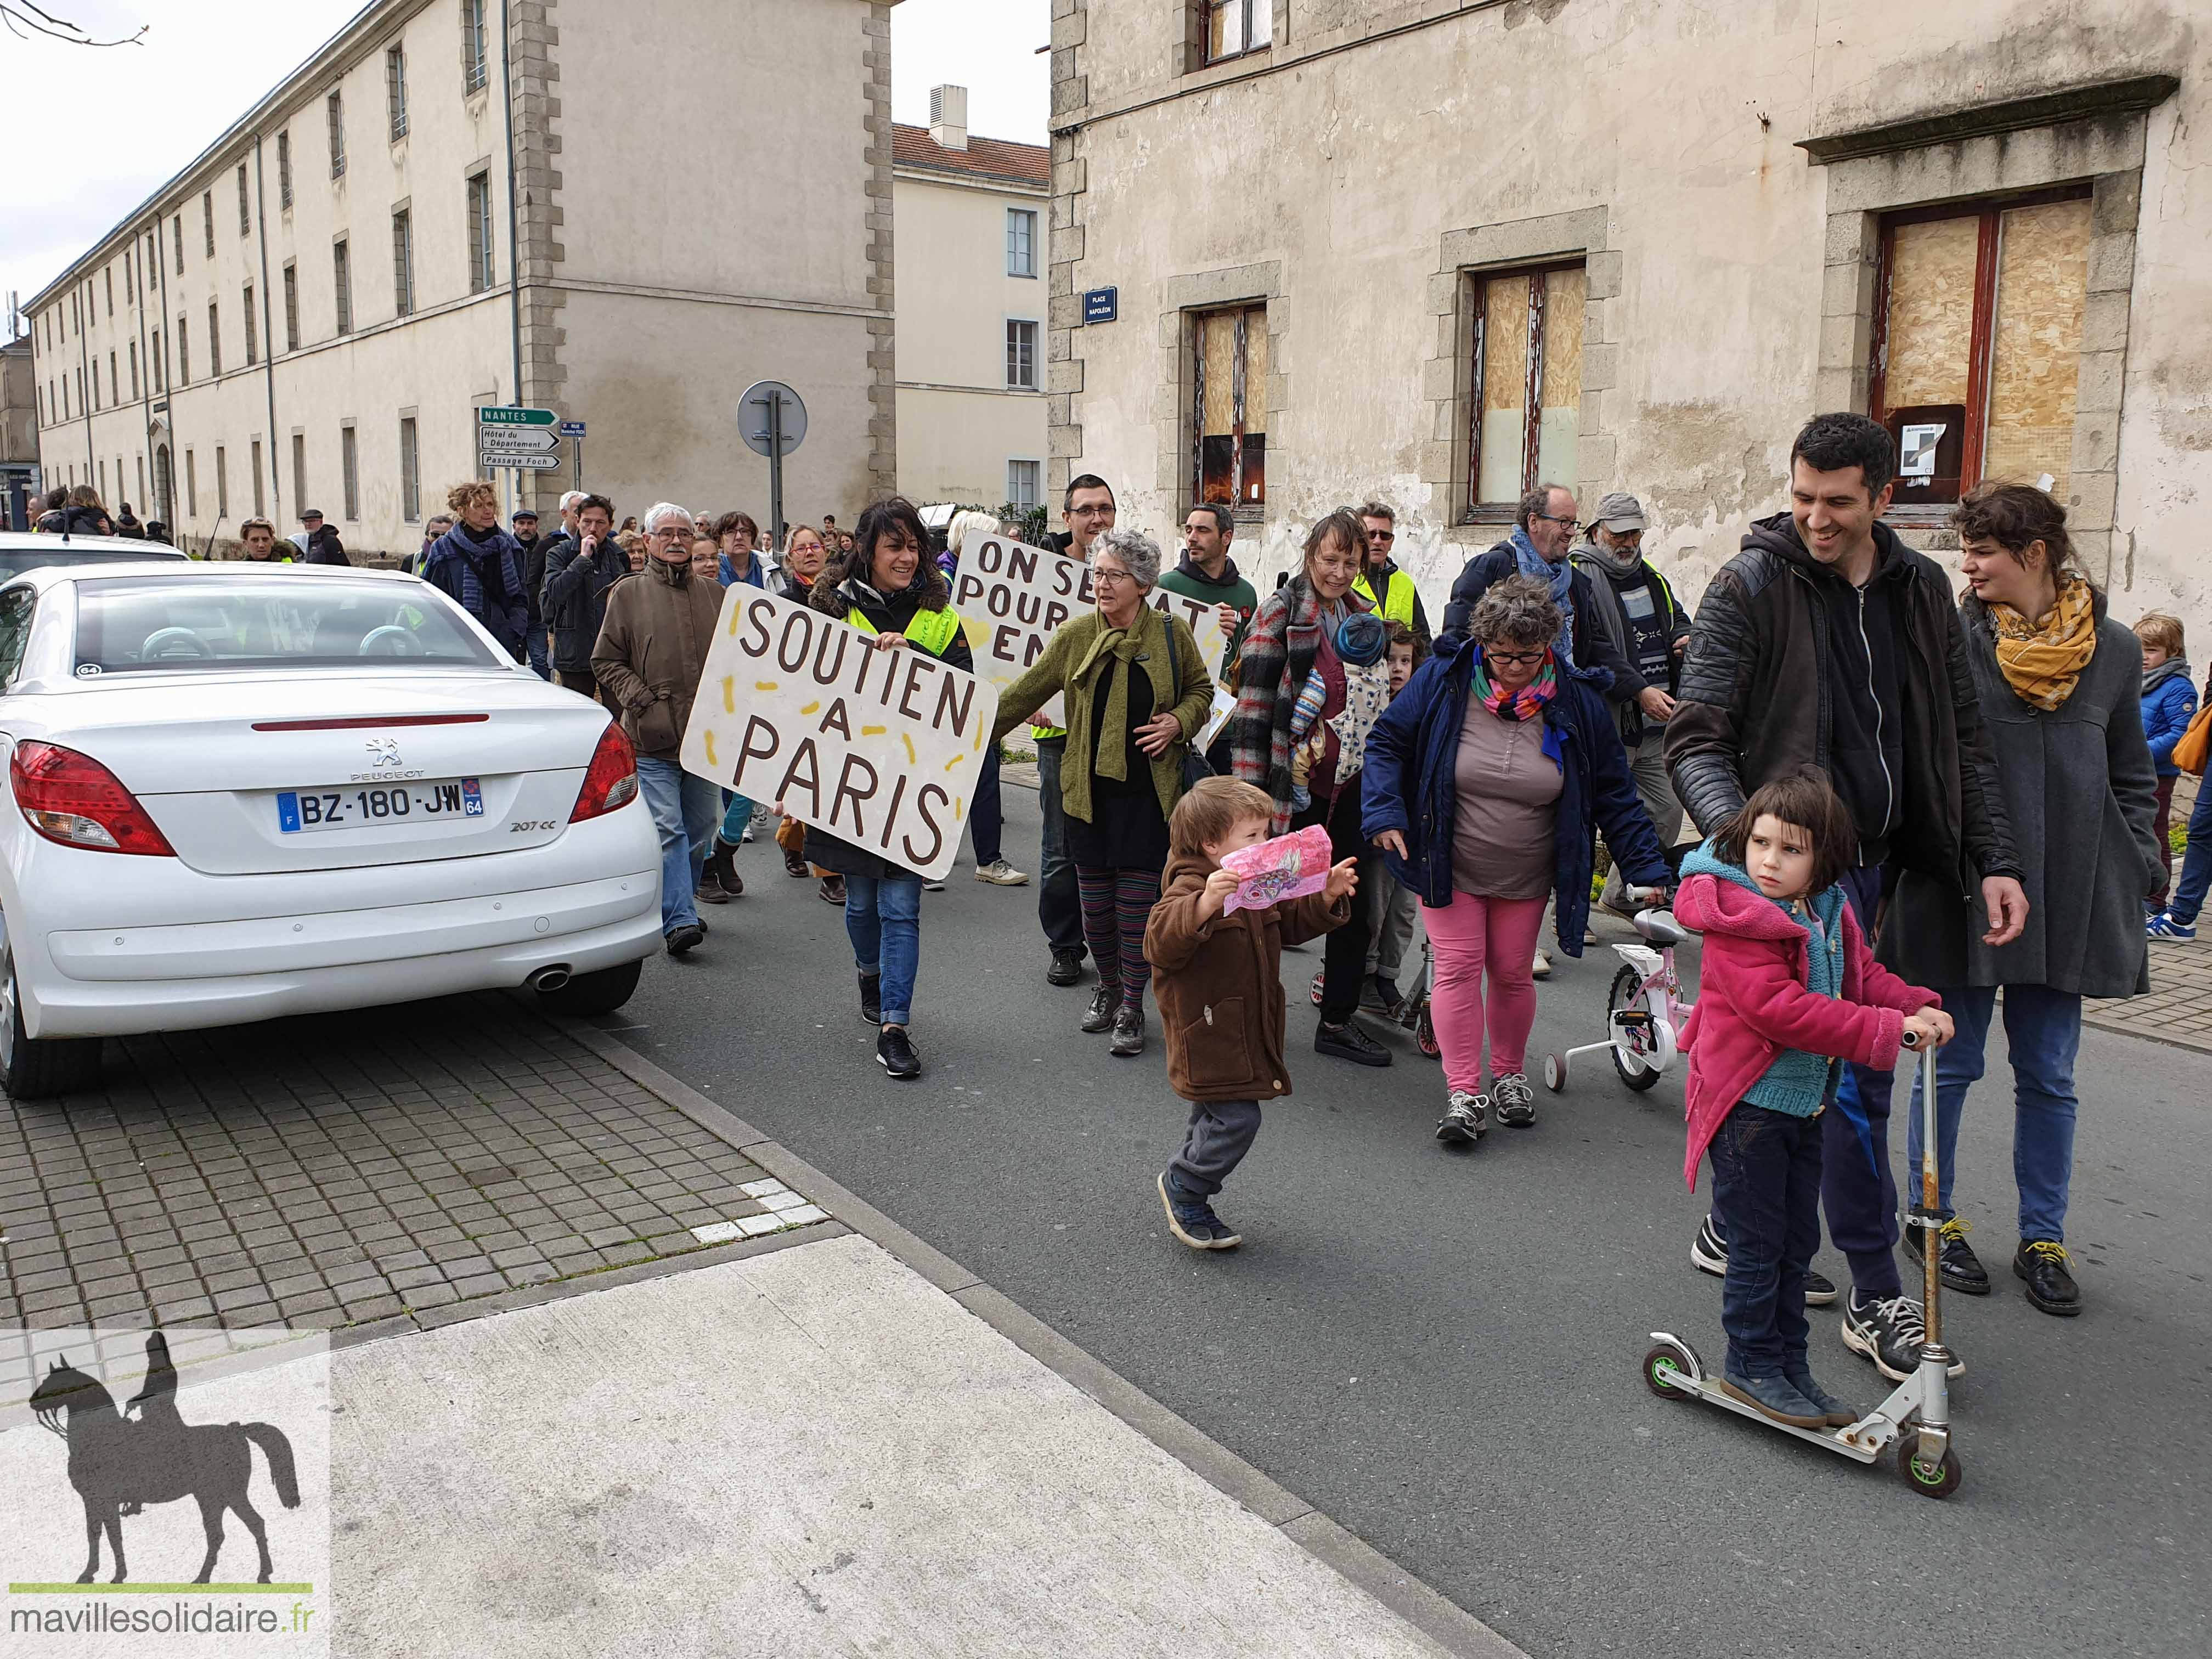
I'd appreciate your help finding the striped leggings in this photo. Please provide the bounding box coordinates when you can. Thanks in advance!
[1076,866,1161,1009]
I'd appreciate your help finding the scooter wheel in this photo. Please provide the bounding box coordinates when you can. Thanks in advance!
[1543,1053,1566,1092]
[1310,970,1324,1008]
[1415,1008,1440,1060]
[1641,1342,1695,1400]
[1895,1431,1963,1498]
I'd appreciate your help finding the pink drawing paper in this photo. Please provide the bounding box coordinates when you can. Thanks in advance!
[1220,824,1335,914]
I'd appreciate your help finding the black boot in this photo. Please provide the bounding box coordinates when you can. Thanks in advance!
[697,837,742,902]
[859,972,882,1026]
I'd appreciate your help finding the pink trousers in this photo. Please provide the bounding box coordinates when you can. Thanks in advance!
[1424,890,1549,1094]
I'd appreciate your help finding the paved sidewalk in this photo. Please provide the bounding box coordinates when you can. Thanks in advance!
[0,995,830,1339]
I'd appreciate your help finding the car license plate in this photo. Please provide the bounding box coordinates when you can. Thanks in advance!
[276,777,483,833]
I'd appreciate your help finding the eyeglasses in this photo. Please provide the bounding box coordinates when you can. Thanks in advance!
[1367,529,1396,543]
[1091,566,1137,587]
[1484,648,1548,668]
[1070,503,1115,519]
[1532,512,1578,528]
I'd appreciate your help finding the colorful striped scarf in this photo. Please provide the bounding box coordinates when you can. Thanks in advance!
[1472,651,1559,723]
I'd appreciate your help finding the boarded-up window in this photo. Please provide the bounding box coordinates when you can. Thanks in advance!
[1468,262,1584,515]
[1871,189,2091,504]
[1192,304,1267,509]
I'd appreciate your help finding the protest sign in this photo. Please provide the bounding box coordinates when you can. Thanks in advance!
[680,586,998,883]
[949,535,1236,730]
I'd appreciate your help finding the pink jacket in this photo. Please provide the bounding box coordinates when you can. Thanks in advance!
[1674,873,1938,1190]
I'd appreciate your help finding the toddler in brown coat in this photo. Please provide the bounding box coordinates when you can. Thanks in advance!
[1144,777,1358,1250]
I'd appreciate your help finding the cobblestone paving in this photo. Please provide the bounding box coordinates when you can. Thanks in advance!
[0,994,827,1338]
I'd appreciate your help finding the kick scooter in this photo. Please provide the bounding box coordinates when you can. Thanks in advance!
[1640,1039,1963,1498]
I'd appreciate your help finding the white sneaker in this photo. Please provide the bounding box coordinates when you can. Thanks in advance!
[923,878,947,892]
[741,823,756,843]
[974,859,1030,887]
[1436,1091,1488,1143]
[1531,948,1553,980]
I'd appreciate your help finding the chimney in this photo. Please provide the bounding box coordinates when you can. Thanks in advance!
[929,84,969,152]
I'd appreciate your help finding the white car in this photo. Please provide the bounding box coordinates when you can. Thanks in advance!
[0,560,662,1097]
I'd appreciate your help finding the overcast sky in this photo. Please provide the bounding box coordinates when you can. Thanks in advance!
[1,0,1049,334]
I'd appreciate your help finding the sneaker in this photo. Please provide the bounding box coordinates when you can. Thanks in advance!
[2146,911,2197,940]
[783,847,811,878]
[1841,1291,1965,1383]
[2013,1238,2081,1316]
[1436,1090,1488,1143]
[1718,1370,1826,1430]
[1109,1005,1146,1058]
[1080,984,1118,1034]
[664,922,704,957]
[876,1025,921,1080]
[923,878,947,892]
[859,972,882,1026]
[1531,948,1553,980]
[974,859,1030,887]
[741,822,756,843]
[1316,1019,1391,1067]
[1046,947,1087,987]
[751,802,772,829]
[1491,1072,1537,1127]
[1902,1216,1991,1295]
[1157,1172,1240,1251]
[1690,1213,1836,1305]
[1783,1368,1860,1429]
[818,874,846,905]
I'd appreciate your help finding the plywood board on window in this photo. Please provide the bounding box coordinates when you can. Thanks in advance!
[1983,196,2091,486]
[1199,311,1236,436]
[1540,266,1585,411]
[1884,216,1978,408]
[1242,307,1268,431]
[1478,276,1531,501]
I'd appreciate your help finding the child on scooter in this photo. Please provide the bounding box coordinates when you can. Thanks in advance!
[1674,770,1951,1430]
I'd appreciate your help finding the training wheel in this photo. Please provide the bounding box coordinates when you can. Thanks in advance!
[1895,1431,1963,1498]
[1543,1053,1566,1092]
[1641,1340,1697,1400]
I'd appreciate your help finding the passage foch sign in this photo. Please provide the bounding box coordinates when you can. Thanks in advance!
[681,586,998,883]
[950,535,1234,727]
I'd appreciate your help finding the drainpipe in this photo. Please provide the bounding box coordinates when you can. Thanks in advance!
[499,0,525,514]
[253,134,282,526]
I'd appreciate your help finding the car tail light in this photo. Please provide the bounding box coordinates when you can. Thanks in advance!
[569,721,640,823]
[10,741,178,856]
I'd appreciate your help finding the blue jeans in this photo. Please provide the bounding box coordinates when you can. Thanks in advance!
[1905,982,2083,1243]
[718,792,754,844]
[636,756,720,935]
[967,747,1003,867]
[1820,864,1905,1299]
[2166,779,2212,926]
[844,875,923,1026]
[1034,736,1084,953]
[1709,1103,1825,1379]
[527,630,551,680]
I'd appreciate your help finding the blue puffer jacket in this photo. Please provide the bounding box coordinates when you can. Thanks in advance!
[1359,634,1672,955]
[2141,658,2197,778]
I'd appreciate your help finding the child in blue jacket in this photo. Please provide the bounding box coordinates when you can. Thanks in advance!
[2136,612,2196,915]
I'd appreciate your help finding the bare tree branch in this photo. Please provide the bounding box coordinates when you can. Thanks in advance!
[0,3,148,46]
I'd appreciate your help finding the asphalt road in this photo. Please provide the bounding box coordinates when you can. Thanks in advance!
[613,783,2208,1659]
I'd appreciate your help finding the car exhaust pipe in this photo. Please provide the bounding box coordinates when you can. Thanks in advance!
[526,964,572,993]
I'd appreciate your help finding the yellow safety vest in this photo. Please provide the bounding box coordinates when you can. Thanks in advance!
[845,603,963,658]
[1353,568,1418,631]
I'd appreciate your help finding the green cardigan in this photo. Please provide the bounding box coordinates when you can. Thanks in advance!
[991,605,1215,824]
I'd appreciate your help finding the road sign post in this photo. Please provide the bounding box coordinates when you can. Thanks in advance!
[737,380,806,551]
[558,420,586,491]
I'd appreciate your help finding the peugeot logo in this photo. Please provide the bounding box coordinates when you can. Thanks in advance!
[365,737,403,769]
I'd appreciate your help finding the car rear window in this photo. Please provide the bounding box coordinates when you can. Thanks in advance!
[72,577,504,674]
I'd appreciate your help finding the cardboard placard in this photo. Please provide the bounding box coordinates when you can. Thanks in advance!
[949,535,1235,731]
[680,586,998,882]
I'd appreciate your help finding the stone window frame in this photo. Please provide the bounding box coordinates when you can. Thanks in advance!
[1421,206,1618,543]
[1149,262,1286,526]
[1805,76,2176,574]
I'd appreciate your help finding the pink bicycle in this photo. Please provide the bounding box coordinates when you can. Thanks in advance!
[1543,907,1691,1094]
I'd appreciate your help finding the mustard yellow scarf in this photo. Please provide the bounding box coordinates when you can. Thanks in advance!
[1986,575,2097,712]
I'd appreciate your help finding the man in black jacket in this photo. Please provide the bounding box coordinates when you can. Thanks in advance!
[541,493,627,702]
[297,509,348,565]
[511,508,550,679]
[1440,484,1637,691]
[1665,411,2028,1384]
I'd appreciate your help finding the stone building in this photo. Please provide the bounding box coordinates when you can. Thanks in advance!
[893,86,1051,513]
[1045,0,2210,642]
[1,336,37,529]
[26,0,899,560]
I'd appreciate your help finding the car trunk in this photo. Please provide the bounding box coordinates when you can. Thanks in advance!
[58,670,619,876]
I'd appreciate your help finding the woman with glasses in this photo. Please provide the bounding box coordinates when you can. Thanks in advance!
[991,529,1214,1057]
[1362,575,1671,1144]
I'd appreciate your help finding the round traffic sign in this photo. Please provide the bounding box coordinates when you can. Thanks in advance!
[737,380,808,458]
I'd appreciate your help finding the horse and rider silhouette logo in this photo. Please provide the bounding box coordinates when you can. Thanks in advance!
[26,1330,302,1585]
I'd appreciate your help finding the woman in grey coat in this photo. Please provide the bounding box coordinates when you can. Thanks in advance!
[1881,484,2162,1320]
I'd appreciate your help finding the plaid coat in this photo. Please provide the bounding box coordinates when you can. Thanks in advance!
[1226,574,1374,833]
